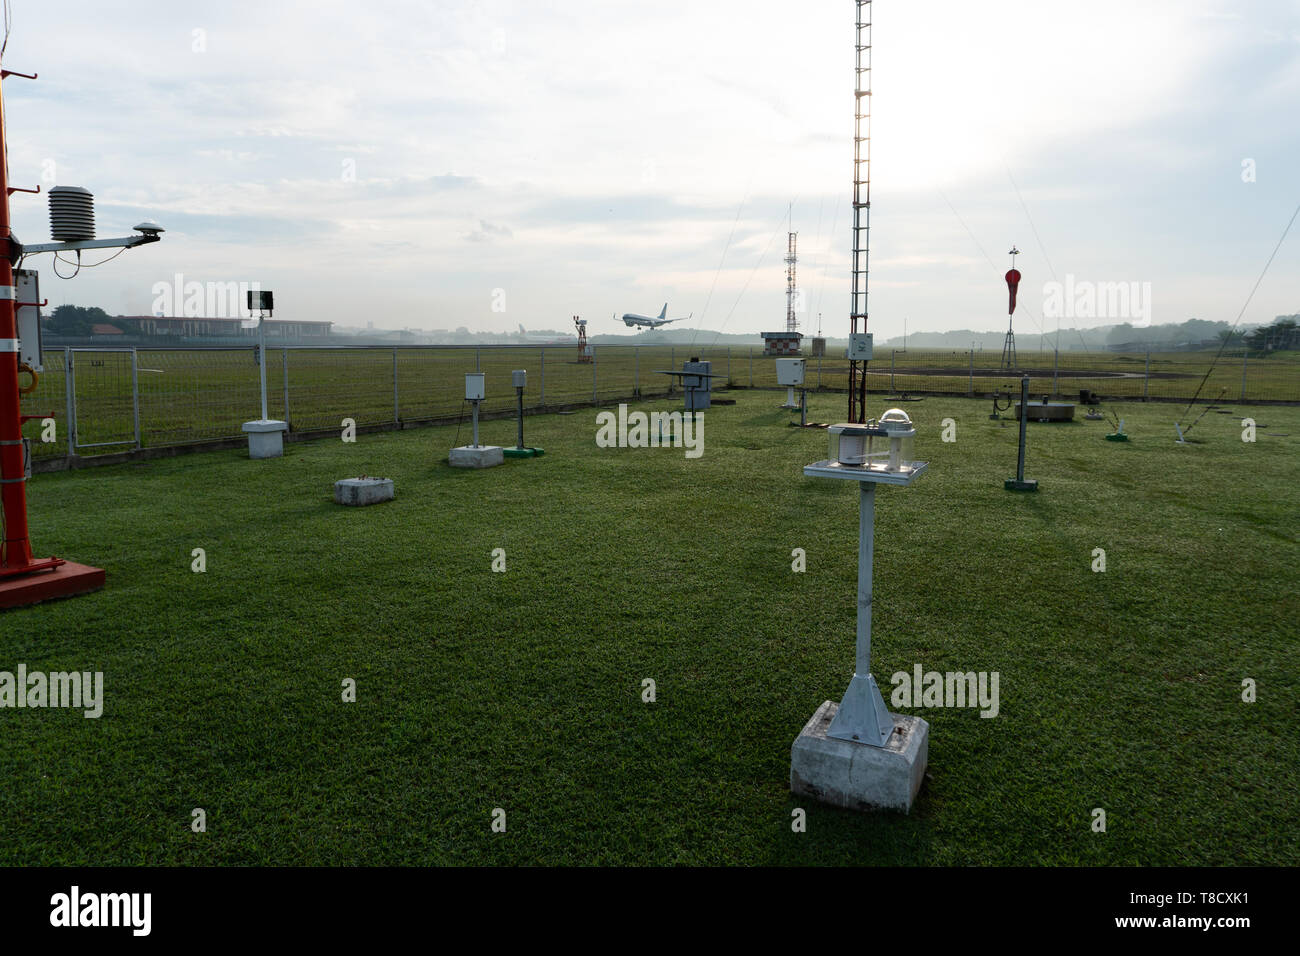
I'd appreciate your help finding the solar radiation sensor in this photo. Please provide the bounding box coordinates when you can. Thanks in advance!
[247,291,274,312]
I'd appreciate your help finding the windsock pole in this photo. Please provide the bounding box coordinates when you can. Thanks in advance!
[1001,246,1021,371]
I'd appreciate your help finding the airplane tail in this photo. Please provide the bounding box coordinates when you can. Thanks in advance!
[659,304,667,320]
[519,324,526,335]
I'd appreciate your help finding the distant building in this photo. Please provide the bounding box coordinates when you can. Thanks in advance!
[761,331,802,356]
[91,323,125,336]
[113,316,332,340]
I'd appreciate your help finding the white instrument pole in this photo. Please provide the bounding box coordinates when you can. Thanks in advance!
[258,311,269,421]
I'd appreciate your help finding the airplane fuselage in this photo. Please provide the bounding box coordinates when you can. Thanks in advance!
[622,315,675,329]
[620,303,689,329]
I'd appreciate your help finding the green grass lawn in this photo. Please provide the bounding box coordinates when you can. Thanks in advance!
[1,389,1296,865]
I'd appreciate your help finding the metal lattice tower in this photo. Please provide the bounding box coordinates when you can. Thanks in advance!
[785,231,798,333]
[848,0,872,423]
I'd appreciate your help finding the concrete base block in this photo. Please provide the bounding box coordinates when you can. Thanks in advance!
[449,445,504,469]
[334,477,395,506]
[790,700,928,813]
[242,419,287,459]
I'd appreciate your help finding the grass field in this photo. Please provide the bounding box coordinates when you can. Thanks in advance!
[2,389,1296,865]
[22,345,1300,462]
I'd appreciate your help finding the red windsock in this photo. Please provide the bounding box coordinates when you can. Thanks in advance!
[1005,268,1021,315]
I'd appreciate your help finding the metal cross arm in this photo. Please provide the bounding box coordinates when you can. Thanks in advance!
[19,233,162,255]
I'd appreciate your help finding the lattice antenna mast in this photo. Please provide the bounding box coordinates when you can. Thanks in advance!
[785,230,798,333]
[848,0,872,423]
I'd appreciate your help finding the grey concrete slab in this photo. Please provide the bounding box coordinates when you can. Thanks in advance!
[448,445,504,469]
[334,477,395,506]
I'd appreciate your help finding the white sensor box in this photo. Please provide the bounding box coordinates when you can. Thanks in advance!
[849,333,874,361]
[511,369,526,389]
[465,373,485,401]
[776,358,806,387]
[15,270,42,372]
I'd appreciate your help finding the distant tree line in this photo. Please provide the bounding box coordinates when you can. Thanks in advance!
[1243,316,1299,354]
[38,303,1300,352]
[896,315,1298,353]
[1103,318,1236,350]
[42,305,120,336]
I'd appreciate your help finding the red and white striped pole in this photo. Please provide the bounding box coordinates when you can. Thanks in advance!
[0,60,105,607]
[0,65,42,577]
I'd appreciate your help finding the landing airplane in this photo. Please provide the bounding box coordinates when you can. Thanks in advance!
[619,304,691,329]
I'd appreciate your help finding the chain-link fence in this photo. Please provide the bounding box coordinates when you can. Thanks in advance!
[20,344,1299,465]
[873,348,1298,404]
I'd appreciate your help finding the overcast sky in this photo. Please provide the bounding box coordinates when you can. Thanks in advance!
[5,0,1299,341]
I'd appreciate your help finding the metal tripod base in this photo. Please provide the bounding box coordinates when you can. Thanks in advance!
[826,672,895,747]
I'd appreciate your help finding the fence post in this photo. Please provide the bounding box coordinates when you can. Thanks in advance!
[1052,349,1059,397]
[634,347,639,396]
[726,347,731,384]
[64,349,75,457]
[540,348,545,406]
[592,346,598,403]
[670,347,675,393]
[131,348,141,450]
[392,347,399,424]
[890,350,896,392]
[968,350,974,397]
[1144,350,1150,402]
[818,353,823,389]
[1240,349,1248,401]
[749,349,754,387]
[282,348,291,427]
[476,346,481,372]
